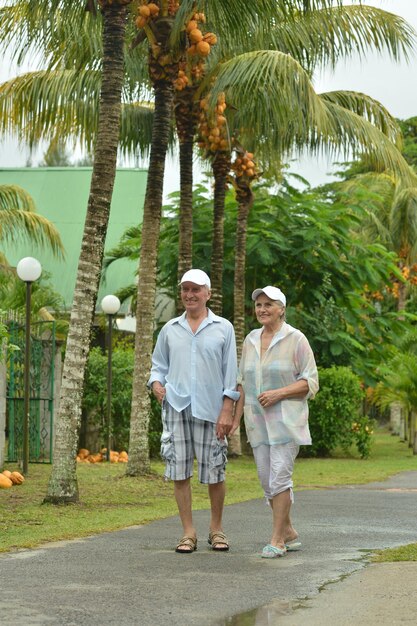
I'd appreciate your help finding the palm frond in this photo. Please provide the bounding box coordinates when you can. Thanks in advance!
[264,5,416,71]
[103,224,141,274]
[390,186,417,257]
[0,184,36,212]
[319,91,402,148]
[0,186,64,257]
[0,1,92,68]
[315,100,417,185]
[332,172,395,243]
[0,70,100,150]
[0,70,156,156]
[203,49,330,142]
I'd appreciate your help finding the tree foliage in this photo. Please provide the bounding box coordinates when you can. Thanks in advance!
[104,179,416,383]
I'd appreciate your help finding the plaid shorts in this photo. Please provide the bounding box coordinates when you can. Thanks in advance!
[160,401,227,484]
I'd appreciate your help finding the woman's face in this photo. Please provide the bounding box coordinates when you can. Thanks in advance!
[255,294,285,327]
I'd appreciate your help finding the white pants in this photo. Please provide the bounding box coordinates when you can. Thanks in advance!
[252,442,300,502]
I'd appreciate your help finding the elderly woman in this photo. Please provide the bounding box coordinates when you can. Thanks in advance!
[231,286,318,558]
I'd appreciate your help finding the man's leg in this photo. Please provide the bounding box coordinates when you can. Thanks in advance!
[162,403,195,552]
[208,480,226,531]
[192,416,229,550]
[174,478,197,552]
[208,481,228,550]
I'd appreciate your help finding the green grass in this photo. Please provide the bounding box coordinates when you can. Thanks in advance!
[1,431,416,559]
[372,544,417,562]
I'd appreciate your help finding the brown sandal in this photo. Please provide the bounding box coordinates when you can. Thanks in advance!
[175,536,197,553]
[208,530,229,551]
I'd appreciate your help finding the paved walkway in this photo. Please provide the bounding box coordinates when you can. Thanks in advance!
[1,471,417,625]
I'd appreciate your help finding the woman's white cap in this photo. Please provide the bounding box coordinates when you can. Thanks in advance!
[180,269,211,288]
[252,286,286,306]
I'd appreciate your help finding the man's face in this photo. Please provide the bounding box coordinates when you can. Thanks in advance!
[180,282,211,314]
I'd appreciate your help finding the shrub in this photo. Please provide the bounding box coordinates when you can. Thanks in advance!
[82,345,162,456]
[304,365,374,458]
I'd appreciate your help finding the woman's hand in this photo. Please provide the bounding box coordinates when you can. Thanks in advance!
[229,417,241,437]
[258,380,309,408]
[257,389,282,408]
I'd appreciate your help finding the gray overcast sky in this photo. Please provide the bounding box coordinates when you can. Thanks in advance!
[315,0,417,119]
[0,0,417,189]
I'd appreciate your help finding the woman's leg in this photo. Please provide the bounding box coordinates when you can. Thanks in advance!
[267,442,300,548]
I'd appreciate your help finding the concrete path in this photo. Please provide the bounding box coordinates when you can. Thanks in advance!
[1,471,417,625]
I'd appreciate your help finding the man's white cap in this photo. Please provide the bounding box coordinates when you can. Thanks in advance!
[180,269,211,288]
[252,286,286,306]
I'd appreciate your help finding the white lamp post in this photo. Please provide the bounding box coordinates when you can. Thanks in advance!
[16,257,42,475]
[101,295,121,462]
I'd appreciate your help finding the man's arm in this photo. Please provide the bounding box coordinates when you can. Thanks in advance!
[148,327,169,404]
[216,322,240,439]
[216,396,235,440]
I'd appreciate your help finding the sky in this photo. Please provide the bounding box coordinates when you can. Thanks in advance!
[0,0,417,191]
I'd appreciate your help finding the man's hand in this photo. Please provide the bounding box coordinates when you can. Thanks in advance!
[216,407,233,440]
[152,381,166,404]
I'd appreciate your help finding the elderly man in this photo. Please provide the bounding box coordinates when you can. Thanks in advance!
[149,269,239,553]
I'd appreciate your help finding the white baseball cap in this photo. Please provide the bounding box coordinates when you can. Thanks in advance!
[252,286,286,306]
[180,269,211,288]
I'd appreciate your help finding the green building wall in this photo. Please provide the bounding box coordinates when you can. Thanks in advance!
[0,167,146,310]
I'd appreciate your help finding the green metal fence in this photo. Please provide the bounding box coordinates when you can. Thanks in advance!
[7,320,56,463]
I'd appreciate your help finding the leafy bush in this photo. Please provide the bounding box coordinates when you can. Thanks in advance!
[304,366,375,458]
[82,346,133,451]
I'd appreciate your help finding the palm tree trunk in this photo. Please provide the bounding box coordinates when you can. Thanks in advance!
[126,80,175,475]
[410,410,417,453]
[397,281,408,313]
[233,184,254,358]
[45,2,128,503]
[210,152,231,315]
[175,87,198,281]
[389,403,401,435]
[229,182,254,457]
[175,87,198,313]
[400,408,407,441]
[178,139,194,272]
[389,282,408,440]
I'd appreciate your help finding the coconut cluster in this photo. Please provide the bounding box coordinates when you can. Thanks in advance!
[231,151,258,180]
[175,13,217,91]
[197,93,229,153]
[135,1,160,29]
[186,13,217,59]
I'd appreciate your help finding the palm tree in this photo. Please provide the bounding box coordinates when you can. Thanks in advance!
[373,332,417,454]
[44,0,131,503]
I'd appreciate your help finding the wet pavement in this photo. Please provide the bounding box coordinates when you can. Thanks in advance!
[1,471,417,625]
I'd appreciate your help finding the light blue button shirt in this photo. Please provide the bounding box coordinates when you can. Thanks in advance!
[148,309,240,423]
